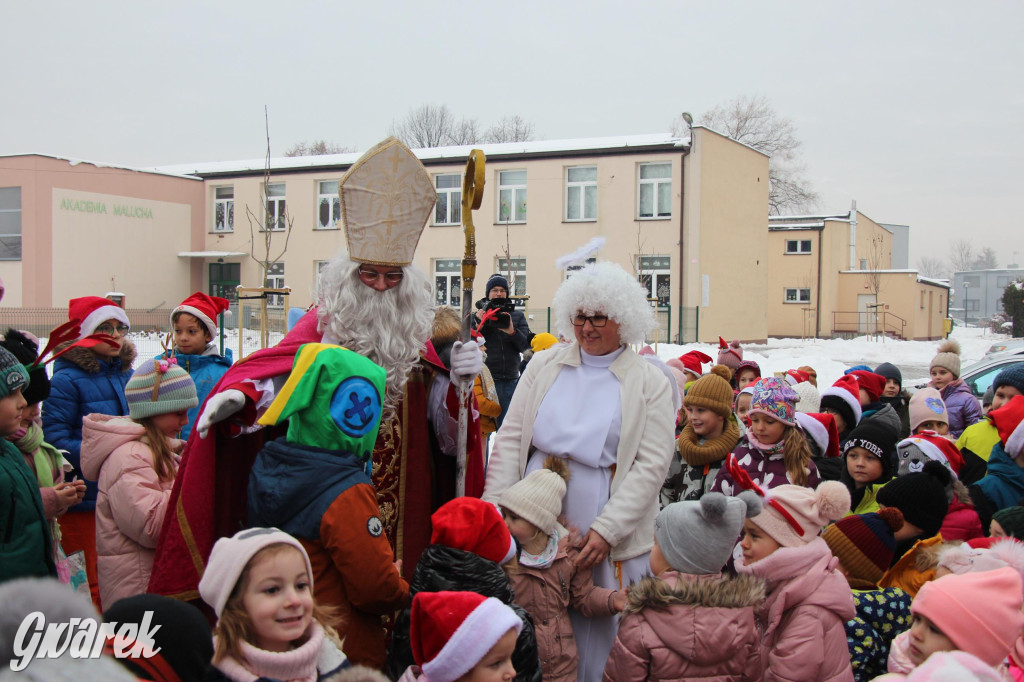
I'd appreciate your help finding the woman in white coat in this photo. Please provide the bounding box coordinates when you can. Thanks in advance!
[483,261,676,682]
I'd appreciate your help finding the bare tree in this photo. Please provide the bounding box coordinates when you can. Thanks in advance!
[484,115,535,144]
[973,246,998,270]
[284,140,355,156]
[675,95,819,215]
[389,104,483,148]
[948,239,977,275]
[916,256,947,279]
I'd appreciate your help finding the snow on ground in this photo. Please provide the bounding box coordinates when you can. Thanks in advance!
[652,326,1005,390]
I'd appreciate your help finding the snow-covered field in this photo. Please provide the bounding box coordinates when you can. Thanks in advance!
[651,327,1003,390]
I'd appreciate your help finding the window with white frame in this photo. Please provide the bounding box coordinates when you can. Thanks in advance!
[0,187,22,261]
[496,258,527,296]
[214,186,234,233]
[785,239,812,254]
[265,262,285,308]
[638,163,671,219]
[317,181,340,229]
[565,166,597,221]
[315,260,330,286]
[638,255,671,308]
[565,257,596,280]
[434,259,462,306]
[434,174,462,226]
[784,288,811,303]
[966,299,980,311]
[265,183,286,231]
[860,258,868,270]
[497,170,527,223]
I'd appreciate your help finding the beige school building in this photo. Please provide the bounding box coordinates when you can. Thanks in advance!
[0,131,948,342]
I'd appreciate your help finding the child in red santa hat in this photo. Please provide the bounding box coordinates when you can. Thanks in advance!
[156,292,233,440]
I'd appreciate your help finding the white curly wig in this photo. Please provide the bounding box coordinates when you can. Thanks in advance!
[552,261,655,345]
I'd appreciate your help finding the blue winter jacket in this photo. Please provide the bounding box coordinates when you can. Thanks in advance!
[42,342,135,511]
[156,346,232,440]
[973,443,1024,511]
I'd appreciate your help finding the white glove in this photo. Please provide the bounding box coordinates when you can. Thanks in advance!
[450,338,485,382]
[196,389,246,439]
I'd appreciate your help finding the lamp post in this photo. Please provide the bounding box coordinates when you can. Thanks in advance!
[963,281,970,326]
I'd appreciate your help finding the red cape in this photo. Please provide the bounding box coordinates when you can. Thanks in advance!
[148,310,484,599]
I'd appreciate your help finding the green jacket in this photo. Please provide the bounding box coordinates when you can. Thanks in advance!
[0,439,56,581]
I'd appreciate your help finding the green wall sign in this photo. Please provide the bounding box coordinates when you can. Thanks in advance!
[59,198,153,219]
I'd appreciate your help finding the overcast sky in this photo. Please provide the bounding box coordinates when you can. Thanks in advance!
[4,1,1022,267]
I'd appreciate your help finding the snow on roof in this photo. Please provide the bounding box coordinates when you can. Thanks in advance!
[918,275,952,289]
[149,133,691,177]
[0,153,201,180]
[769,222,825,230]
[770,213,850,222]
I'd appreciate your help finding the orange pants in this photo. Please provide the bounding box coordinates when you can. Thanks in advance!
[60,510,101,610]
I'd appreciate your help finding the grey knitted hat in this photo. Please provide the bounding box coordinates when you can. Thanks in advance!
[655,491,762,574]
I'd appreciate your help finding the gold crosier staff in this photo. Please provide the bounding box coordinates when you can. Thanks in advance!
[455,150,486,497]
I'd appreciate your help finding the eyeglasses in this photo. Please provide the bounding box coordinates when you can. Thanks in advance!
[95,324,130,336]
[570,314,609,328]
[357,268,404,284]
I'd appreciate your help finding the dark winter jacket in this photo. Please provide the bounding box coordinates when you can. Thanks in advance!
[970,442,1024,531]
[938,380,983,438]
[386,544,542,682]
[1,439,56,581]
[43,341,136,510]
[247,438,409,669]
[845,586,911,682]
[855,402,902,440]
[156,346,232,440]
[479,304,532,381]
[879,393,911,439]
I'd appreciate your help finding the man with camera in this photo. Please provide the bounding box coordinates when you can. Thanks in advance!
[475,274,532,427]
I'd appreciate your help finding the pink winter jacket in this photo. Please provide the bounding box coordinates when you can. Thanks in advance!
[80,414,182,609]
[603,571,765,682]
[736,537,856,682]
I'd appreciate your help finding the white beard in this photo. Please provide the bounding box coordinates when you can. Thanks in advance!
[316,255,434,414]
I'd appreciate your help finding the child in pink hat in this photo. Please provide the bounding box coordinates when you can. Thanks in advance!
[734,479,855,681]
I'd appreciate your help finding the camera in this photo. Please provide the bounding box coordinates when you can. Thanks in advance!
[484,298,515,327]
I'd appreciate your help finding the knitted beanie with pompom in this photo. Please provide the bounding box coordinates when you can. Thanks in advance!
[931,339,962,378]
[655,491,762,574]
[821,507,904,586]
[682,365,734,418]
[749,481,851,548]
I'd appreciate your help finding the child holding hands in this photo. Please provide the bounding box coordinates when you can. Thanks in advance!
[499,457,626,681]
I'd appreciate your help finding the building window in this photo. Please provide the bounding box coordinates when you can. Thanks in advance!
[317,181,340,229]
[496,257,527,296]
[964,275,981,287]
[265,183,286,231]
[638,163,671,219]
[315,260,330,286]
[785,288,811,303]
[965,299,980,312]
[214,186,234,233]
[997,276,1010,288]
[860,258,868,270]
[497,170,527,223]
[434,174,462,226]
[434,258,461,306]
[785,239,812,254]
[209,262,240,302]
[0,187,22,261]
[265,262,285,308]
[565,257,597,280]
[638,255,671,308]
[565,166,597,221]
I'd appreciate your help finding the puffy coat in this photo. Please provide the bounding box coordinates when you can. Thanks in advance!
[846,587,912,682]
[510,530,617,682]
[0,439,55,581]
[712,435,821,496]
[386,544,542,682]
[858,402,903,440]
[880,393,911,440]
[879,535,943,599]
[603,571,765,682]
[938,379,983,438]
[957,418,1000,464]
[43,341,136,510]
[940,499,983,542]
[156,346,232,440]
[247,438,409,670]
[80,414,180,609]
[474,366,502,437]
[971,443,1024,531]
[736,538,856,682]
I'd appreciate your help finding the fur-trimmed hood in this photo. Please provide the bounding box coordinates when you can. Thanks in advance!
[623,572,766,615]
[54,338,136,374]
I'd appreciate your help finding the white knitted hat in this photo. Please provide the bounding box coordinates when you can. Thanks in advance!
[500,457,568,534]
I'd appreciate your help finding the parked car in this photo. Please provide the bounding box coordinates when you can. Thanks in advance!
[986,339,1024,357]
[912,347,1024,400]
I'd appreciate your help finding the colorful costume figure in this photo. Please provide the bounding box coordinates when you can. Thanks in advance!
[248,344,409,669]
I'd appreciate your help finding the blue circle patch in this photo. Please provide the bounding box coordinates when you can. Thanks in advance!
[925,397,945,415]
[330,377,382,438]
